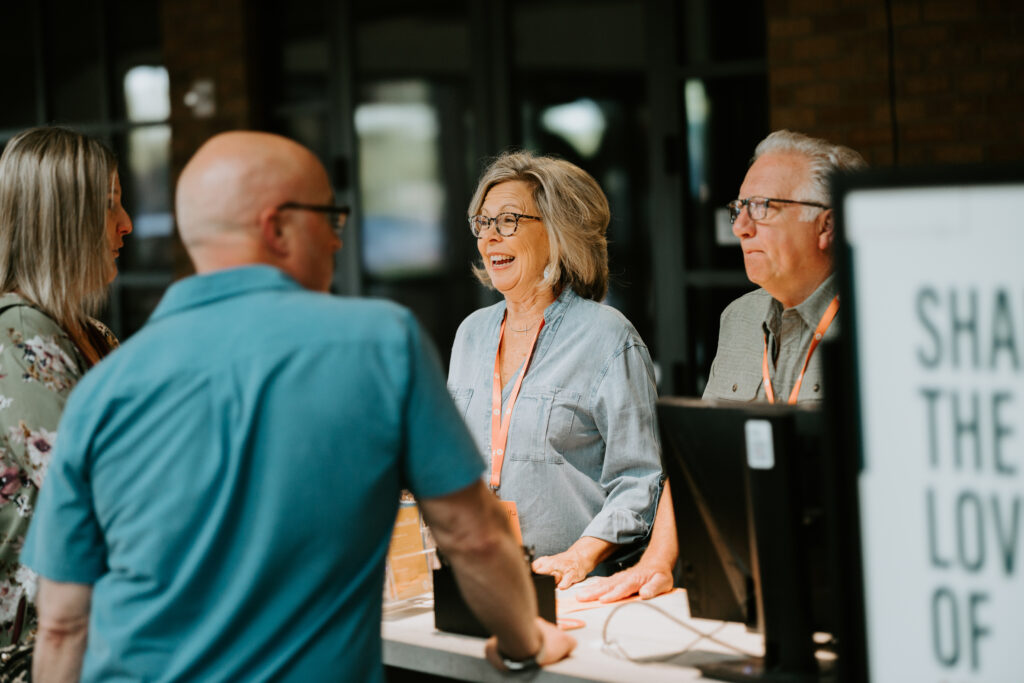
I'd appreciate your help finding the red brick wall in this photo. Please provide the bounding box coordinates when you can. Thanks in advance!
[160,0,257,275]
[766,0,1024,166]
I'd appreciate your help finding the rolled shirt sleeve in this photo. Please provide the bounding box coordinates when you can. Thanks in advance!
[583,341,662,544]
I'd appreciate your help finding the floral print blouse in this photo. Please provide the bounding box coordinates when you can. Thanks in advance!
[0,293,116,645]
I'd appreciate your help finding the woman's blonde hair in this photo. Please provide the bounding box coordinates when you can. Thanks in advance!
[468,151,610,301]
[0,127,117,329]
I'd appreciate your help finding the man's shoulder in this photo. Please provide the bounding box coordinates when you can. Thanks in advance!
[213,289,420,340]
[711,288,771,354]
[720,287,772,324]
[95,293,420,380]
[297,293,414,328]
[271,288,404,315]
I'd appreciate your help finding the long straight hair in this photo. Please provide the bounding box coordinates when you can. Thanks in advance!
[0,127,116,329]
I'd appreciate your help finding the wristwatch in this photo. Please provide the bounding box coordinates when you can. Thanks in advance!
[498,643,543,672]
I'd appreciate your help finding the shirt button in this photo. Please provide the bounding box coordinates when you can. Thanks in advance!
[732,383,738,392]
[813,383,820,392]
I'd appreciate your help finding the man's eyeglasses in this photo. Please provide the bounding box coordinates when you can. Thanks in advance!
[468,212,542,238]
[726,196,829,224]
[277,202,350,235]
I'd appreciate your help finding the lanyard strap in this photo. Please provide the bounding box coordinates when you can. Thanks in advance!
[489,315,545,490]
[762,295,839,405]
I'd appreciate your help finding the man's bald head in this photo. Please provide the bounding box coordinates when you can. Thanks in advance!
[176,131,325,247]
[174,132,340,290]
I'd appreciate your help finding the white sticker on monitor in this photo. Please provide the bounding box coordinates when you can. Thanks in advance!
[745,419,774,470]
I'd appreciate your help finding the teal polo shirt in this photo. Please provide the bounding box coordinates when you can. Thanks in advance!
[22,265,484,682]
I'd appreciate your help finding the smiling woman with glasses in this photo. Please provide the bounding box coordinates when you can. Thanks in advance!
[447,150,662,590]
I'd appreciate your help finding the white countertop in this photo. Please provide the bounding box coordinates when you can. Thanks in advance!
[382,586,766,682]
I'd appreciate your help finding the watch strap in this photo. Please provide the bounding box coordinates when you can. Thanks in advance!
[498,639,544,672]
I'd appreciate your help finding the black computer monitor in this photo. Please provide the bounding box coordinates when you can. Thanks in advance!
[657,396,833,682]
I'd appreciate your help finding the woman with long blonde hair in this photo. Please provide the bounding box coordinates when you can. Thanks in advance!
[0,126,132,652]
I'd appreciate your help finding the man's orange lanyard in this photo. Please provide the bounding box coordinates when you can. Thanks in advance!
[489,314,544,544]
[761,295,839,405]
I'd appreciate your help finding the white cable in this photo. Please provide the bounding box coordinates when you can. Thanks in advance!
[599,601,761,662]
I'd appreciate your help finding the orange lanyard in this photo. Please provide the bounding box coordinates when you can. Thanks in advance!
[762,295,839,405]
[489,314,544,491]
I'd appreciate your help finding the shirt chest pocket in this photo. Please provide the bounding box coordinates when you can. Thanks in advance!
[449,387,474,419]
[795,358,825,402]
[507,386,581,464]
[707,368,763,402]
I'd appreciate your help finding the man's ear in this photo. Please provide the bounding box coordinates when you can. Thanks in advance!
[817,208,835,251]
[259,206,289,257]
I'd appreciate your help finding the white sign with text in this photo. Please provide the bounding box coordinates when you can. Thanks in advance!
[845,182,1023,682]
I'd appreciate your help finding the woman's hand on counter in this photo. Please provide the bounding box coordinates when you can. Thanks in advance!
[574,478,678,602]
[572,558,674,603]
[485,616,577,671]
[531,537,615,589]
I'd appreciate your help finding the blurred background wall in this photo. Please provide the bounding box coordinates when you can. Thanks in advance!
[1,0,1020,396]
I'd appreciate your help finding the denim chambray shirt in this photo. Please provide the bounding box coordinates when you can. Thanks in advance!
[447,287,662,564]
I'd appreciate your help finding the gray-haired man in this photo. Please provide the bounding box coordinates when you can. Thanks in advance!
[579,130,867,602]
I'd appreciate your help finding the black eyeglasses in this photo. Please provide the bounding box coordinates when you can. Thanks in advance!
[468,212,542,238]
[726,196,829,224]
[277,202,351,235]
